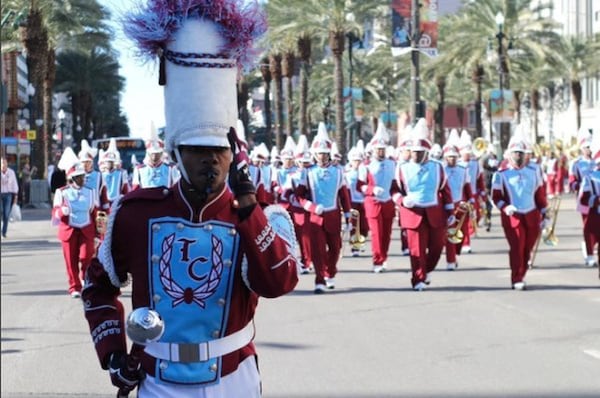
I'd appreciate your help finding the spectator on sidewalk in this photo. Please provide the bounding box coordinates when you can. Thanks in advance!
[1,157,19,238]
[20,161,36,206]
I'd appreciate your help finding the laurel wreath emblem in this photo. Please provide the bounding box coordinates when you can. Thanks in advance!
[159,233,224,308]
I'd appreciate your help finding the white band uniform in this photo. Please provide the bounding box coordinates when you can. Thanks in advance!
[144,321,255,363]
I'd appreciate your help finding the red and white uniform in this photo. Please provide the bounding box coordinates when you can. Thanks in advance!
[395,159,454,287]
[53,183,99,294]
[580,167,600,268]
[82,185,298,390]
[443,163,473,266]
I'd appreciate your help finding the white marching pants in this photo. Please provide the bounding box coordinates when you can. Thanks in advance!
[138,356,261,398]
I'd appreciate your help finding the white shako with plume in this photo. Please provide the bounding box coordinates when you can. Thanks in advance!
[443,128,461,157]
[409,118,432,152]
[459,129,473,154]
[280,136,296,160]
[58,147,86,179]
[577,126,592,148]
[78,139,98,162]
[295,134,312,164]
[370,122,390,149]
[145,122,164,155]
[311,122,333,154]
[124,0,266,182]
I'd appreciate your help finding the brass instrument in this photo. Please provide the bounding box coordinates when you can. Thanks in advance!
[447,201,471,244]
[543,196,560,246]
[472,138,489,158]
[349,209,366,250]
[96,211,108,235]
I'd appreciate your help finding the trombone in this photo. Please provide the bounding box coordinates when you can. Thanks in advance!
[349,209,366,250]
[543,196,561,246]
[447,201,471,244]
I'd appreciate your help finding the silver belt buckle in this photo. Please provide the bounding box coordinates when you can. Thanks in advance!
[177,342,209,363]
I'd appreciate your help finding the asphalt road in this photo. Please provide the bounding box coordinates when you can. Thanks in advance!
[1,194,599,398]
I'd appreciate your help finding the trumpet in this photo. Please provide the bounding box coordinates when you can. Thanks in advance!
[447,201,471,244]
[349,209,366,250]
[472,137,489,158]
[543,196,560,246]
[96,211,108,235]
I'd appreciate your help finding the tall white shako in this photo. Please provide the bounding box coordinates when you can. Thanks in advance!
[78,139,98,163]
[54,147,96,228]
[345,146,366,205]
[78,139,101,193]
[144,123,165,161]
[280,136,296,161]
[442,128,468,204]
[430,143,443,160]
[408,118,432,152]
[355,139,365,159]
[443,128,461,157]
[311,122,333,156]
[295,134,312,165]
[255,142,273,197]
[100,137,126,202]
[459,129,473,155]
[577,126,593,149]
[331,141,342,163]
[101,138,120,165]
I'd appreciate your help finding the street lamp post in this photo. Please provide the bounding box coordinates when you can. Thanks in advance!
[58,109,65,152]
[494,11,511,151]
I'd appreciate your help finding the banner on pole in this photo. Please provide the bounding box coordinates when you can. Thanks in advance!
[489,89,515,123]
[391,0,439,57]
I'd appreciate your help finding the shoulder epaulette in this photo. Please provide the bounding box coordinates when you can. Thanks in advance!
[120,186,172,204]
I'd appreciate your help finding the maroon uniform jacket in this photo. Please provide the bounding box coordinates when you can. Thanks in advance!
[82,184,298,380]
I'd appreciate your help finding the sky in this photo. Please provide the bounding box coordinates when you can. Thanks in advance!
[102,0,165,140]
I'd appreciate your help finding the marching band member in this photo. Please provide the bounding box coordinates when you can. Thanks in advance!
[99,138,129,213]
[395,119,454,291]
[442,134,473,271]
[248,140,269,207]
[82,3,299,396]
[458,129,486,253]
[131,130,179,190]
[579,132,600,271]
[492,136,548,290]
[53,148,99,298]
[357,123,398,272]
[344,146,368,257]
[257,142,275,205]
[545,149,560,197]
[292,134,314,273]
[429,143,443,161]
[395,138,411,256]
[296,123,351,293]
[78,140,103,205]
[569,127,597,266]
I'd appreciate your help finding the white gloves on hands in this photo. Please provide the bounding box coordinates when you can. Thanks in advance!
[447,215,457,226]
[373,186,385,197]
[314,204,324,215]
[403,196,415,208]
[503,204,517,216]
[540,217,550,230]
[61,206,70,216]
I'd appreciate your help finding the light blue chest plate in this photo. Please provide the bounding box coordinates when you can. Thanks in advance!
[84,171,101,198]
[148,218,239,385]
[260,165,272,192]
[401,161,441,207]
[445,165,467,203]
[103,170,122,201]
[368,159,395,201]
[345,168,364,203]
[139,164,171,188]
[276,167,297,191]
[64,187,93,227]
[249,165,261,187]
[459,160,479,192]
[308,165,343,210]
[574,159,594,181]
[583,171,600,214]
[497,167,539,212]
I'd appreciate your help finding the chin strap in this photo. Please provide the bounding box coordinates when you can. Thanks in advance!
[173,148,191,184]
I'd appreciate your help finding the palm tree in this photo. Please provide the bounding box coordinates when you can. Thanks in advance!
[555,35,600,129]
[259,57,273,145]
[265,0,381,156]
[3,0,110,176]
[433,0,560,150]
[269,52,284,148]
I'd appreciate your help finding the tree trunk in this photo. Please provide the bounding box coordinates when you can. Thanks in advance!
[571,80,582,130]
[269,54,283,149]
[435,76,445,144]
[41,48,56,178]
[330,30,346,157]
[532,89,540,142]
[282,52,294,138]
[472,65,484,139]
[260,58,272,145]
[297,36,311,136]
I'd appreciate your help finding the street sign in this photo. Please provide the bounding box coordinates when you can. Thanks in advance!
[489,89,515,123]
[27,130,36,140]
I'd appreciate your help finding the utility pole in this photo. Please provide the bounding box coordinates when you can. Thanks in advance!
[410,0,421,124]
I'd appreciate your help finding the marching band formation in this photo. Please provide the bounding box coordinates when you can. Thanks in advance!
[51,120,600,298]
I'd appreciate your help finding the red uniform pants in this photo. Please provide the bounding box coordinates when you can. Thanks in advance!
[309,221,342,285]
[406,221,446,286]
[501,214,540,284]
[366,201,395,266]
[582,213,597,256]
[350,202,369,239]
[584,213,600,263]
[546,174,559,196]
[60,229,94,293]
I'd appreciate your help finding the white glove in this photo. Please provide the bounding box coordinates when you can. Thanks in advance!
[314,204,324,215]
[447,215,457,226]
[403,196,415,208]
[373,186,385,197]
[61,206,70,216]
[540,217,550,230]
[343,222,351,233]
[503,204,517,216]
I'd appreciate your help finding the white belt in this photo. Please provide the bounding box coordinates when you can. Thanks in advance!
[144,322,255,363]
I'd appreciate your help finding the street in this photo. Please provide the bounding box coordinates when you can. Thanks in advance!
[1,194,599,398]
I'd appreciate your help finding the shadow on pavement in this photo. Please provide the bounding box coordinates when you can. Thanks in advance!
[1,239,58,253]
